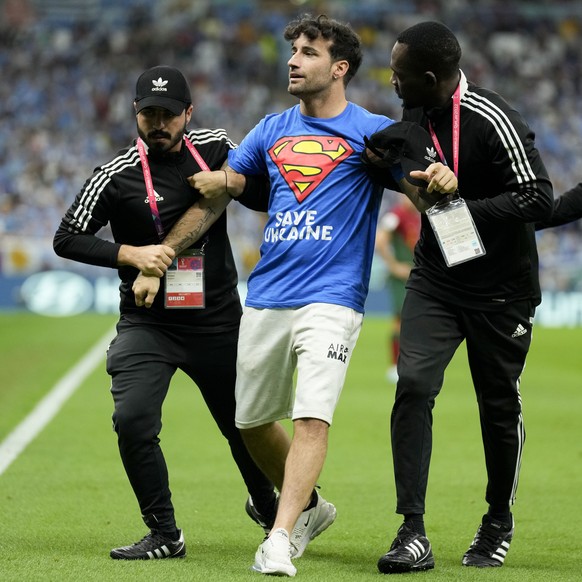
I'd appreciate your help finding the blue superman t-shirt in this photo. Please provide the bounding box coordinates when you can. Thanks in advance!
[229,102,394,313]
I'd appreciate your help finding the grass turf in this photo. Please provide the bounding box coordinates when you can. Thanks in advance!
[0,313,580,581]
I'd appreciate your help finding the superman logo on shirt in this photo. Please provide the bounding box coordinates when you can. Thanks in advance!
[268,136,353,203]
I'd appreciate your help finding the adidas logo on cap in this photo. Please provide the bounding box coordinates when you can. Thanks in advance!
[134,65,192,115]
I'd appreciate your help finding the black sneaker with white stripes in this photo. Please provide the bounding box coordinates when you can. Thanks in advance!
[245,496,277,535]
[378,523,435,574]
[462,514,514,567]
[110,528,186,560]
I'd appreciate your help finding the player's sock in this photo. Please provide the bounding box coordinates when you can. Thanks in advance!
[404,513,426,536]
[487,505,511,527]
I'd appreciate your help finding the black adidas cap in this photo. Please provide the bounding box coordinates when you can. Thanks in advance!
[135,66,192,116]
[364,121,439,187]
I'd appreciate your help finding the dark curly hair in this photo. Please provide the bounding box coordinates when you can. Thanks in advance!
[396,21,461,80]
[284,14,362,86]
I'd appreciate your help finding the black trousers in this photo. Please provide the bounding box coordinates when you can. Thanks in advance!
[391,288,534,516]
[106,318,274,532]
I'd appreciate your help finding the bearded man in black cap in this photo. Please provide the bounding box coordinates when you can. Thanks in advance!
[54,65,278,560]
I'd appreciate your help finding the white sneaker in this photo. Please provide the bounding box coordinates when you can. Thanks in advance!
[290,493,337,558]
[386,366,399,383]
[252,528,297,577]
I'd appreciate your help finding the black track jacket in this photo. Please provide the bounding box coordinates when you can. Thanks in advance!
[404,72,554,310]
[536,182,582,230]
[54,128,263,331]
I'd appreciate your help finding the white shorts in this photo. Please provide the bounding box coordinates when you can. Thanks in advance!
[234,303,363,428]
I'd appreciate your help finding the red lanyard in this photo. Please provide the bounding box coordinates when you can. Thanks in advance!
[428,83,461,177]
[137,136,210,240]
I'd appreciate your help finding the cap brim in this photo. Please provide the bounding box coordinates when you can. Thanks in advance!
[135,96,188,116]
[400,156,430,187]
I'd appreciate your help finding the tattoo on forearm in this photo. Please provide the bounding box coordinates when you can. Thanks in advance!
[167,207,218,254]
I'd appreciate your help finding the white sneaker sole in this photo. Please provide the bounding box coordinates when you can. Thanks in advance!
[251,561,297,576]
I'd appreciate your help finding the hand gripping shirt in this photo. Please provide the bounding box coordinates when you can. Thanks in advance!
[228,102,393,313]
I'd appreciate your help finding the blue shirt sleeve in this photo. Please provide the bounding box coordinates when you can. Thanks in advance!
[228,119,268,175]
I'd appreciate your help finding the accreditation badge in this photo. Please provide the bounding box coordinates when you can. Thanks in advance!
[164,249,205,309]
[426,196,485,267]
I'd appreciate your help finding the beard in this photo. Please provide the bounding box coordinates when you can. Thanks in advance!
[137,124,185,154]
[288,75,331,99]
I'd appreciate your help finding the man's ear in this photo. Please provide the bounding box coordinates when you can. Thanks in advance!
[185,104,194,124]
[333,60,349,80]
[133,101,138,114]
[423,71,438,88]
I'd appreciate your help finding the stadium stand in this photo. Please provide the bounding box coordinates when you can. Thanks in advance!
[1,0,581,306]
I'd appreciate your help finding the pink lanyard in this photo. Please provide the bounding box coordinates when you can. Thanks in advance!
[428,83,461,177]
[137,136,210,240]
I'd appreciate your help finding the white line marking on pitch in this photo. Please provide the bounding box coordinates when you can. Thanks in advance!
[0,327,115,476]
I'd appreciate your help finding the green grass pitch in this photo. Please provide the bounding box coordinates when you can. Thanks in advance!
[0,312,580,581]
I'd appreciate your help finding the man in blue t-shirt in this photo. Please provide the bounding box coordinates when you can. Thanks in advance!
[133,14,457,576]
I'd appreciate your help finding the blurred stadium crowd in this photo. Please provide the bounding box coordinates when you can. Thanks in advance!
[1,0,581,291]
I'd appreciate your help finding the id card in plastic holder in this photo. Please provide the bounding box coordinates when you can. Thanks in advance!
[164,249,205,309]
[426,197,485,267]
